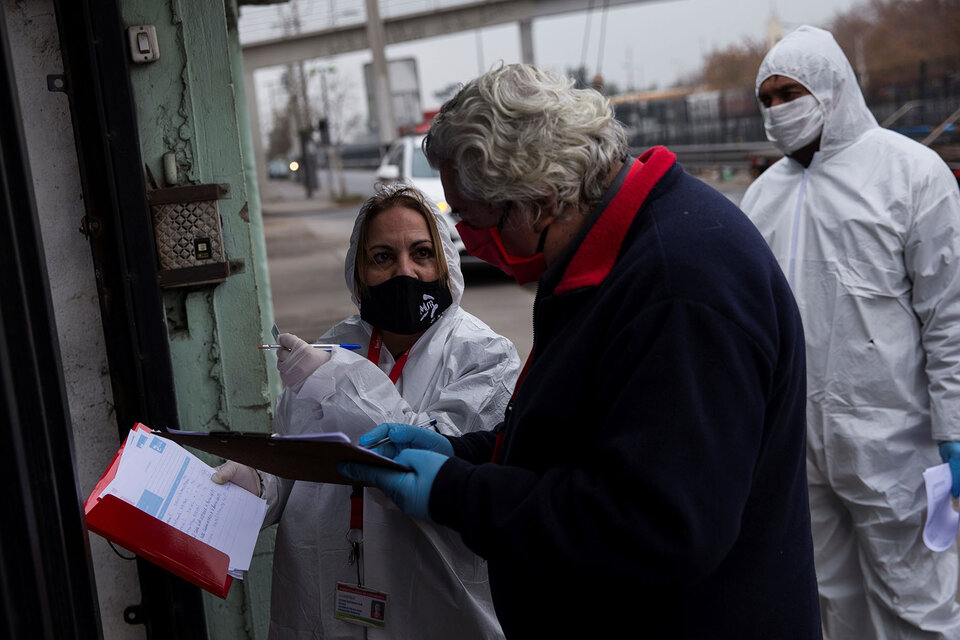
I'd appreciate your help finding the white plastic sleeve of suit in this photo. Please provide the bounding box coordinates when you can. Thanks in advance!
[905,160,960,441]
[290,345,512,438]
[260,388,322,526]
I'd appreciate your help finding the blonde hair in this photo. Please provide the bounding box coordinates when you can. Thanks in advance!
[424,63,627,221]
[353,183,450,296]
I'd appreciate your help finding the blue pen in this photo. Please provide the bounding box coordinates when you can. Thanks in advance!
[258,343,362,351]
[363,419,438,449]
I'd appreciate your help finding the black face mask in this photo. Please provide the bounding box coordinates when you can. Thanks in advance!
[360,276,453,335]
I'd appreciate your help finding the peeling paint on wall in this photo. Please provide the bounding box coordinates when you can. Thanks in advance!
[121,1,277,634]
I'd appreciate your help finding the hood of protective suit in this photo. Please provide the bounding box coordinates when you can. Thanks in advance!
[344,196,465,311]
[757,25,877,158]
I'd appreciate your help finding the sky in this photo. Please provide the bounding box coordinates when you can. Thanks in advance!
[242,0,865,142]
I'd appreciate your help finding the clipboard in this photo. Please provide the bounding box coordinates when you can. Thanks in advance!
[84,423,233,598]
[153,428,412,486]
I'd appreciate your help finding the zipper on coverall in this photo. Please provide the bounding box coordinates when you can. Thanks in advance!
[787,169,810,288]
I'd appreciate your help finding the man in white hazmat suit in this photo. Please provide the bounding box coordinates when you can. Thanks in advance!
[232,187,519,639]
[741,25,960,638]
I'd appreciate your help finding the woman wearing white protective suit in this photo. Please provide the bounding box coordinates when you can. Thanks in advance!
[741,26,960,639]
[215,183,519,639]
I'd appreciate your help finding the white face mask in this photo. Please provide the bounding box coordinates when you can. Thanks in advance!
[762,94,824,155]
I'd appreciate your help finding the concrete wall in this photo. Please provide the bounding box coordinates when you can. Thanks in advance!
[226,1,281,633]
[119,0,274,433]
[3,1,145,638]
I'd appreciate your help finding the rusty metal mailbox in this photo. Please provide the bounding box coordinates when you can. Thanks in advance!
[146,183,231,288]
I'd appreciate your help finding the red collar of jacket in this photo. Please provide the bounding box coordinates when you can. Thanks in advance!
[554,146,676,295]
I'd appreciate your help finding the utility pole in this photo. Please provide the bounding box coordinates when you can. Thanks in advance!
[364,0,396,149]
[317,66,347,198]
[283,0,317,196]
[476,30,485,75]
[519,20,534,65]
[318,68,335,198]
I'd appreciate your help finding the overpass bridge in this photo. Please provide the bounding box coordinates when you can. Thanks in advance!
[240,0,669,186]
[241,0,662,69]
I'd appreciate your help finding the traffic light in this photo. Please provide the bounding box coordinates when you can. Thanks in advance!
[317,118,330,146]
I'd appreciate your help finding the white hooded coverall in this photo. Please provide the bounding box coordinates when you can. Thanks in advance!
[741,26,960,639]
[260,205,521,639]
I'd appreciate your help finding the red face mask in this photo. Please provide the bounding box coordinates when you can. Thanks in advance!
[455,221,547,285]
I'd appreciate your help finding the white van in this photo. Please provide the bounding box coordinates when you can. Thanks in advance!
[375,135,467,256]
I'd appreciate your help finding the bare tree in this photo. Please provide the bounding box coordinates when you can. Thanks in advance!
[266,107,295,159]
[310,65,363,198]
[694,38,768,91]
[831,0,960,94]
[689,0,959,96]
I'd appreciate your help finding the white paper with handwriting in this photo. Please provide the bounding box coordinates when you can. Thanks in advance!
[100,428,266,577]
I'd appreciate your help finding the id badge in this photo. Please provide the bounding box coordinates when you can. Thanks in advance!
[334,582,388,629]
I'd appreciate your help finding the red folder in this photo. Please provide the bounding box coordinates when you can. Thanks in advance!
[83,423,233,598]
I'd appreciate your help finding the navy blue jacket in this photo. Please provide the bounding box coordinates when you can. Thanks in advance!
[431,148,821,638]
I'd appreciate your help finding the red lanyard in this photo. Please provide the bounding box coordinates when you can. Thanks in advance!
[366,328,410,383]
[350,329,412,539]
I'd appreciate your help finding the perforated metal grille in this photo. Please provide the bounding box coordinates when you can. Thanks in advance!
[151,200,226,269]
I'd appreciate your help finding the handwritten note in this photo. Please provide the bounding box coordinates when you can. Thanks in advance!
[101,429,266,577]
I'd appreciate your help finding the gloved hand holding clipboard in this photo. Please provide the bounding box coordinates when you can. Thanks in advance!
[154,428,411,486]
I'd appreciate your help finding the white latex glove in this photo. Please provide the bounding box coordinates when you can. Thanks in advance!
[211,460,262,496]
[276,332,331,392]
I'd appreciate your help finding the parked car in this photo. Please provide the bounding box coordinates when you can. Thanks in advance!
[375,135,468,256]
[267,158,294,180]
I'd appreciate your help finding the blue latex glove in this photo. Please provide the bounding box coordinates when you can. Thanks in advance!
[939,442,960,498]
[339,448,449,521]
[358,422,454,459]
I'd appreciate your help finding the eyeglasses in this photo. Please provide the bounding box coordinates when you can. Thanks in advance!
[455,201,513,231]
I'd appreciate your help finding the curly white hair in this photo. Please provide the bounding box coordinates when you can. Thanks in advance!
[423,63,627,222]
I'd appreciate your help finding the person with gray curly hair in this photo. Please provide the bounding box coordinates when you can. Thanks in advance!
[424,64,627,223]
[342,63,821,638]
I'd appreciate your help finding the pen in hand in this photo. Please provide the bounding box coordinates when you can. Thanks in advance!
[258,343,362,351]
[363,419,439,449]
